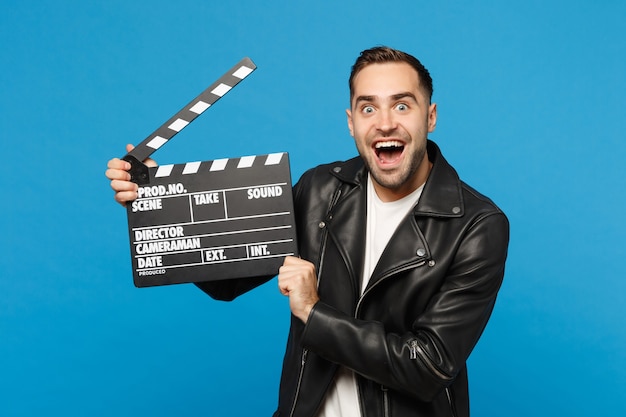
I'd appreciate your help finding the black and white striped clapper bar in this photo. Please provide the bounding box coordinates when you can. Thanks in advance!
[123,58,298,287]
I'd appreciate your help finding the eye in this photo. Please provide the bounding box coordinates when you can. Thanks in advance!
[361,105,375,114]
[396,103,408,111]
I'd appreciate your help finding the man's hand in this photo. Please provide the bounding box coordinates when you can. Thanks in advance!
[105,144,157,206]
[278,256,320,323]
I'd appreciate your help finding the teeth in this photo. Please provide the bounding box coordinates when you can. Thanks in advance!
[375,140,403,149]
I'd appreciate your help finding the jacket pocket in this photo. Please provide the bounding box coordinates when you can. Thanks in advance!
[407,339,453,382]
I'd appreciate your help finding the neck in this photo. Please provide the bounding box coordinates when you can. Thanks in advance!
[373,158,432,203]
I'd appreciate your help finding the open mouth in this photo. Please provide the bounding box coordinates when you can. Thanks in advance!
[374,140,405,164]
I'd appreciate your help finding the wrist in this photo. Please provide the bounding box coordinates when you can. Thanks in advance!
[299,299,319,324]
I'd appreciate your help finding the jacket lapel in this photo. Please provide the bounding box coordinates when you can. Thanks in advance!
[325,181,367,294]
[366,214,430,291]
[323,141,464,296]
[322,158,367,296]
[364,141,464,291]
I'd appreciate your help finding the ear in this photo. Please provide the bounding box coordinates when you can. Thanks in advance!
[427,103,437,133]
[346,108,354,137]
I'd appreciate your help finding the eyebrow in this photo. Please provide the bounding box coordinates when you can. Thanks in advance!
[353,95,376,106]
[391,92,418,102]
[353,92,419,106]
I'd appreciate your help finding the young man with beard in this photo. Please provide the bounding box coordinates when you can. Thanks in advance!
[106,46,509,417]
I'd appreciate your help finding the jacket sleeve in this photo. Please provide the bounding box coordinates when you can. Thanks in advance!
[300,211,509,402]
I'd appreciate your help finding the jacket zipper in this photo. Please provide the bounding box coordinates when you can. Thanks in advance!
[354,261,426,416]
[381,385,390,417]
[289,187,340,417]
[288,348,308,417]
[408,339,456,416]
[445,387,457,417]
[355,260,426,315]
[316,185,342,285]
[407,339,453,382]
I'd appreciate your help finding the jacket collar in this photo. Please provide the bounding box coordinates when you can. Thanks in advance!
[328,140,464,218]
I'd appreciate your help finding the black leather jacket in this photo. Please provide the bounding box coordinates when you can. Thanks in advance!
[198,141,509,417]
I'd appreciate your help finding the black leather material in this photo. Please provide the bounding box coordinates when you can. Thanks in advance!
[200,141,509,417]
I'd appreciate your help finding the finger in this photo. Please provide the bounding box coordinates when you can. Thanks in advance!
[282,259,316,279]
[105,167,131,182]
[278,266,303,282]
[114,191,138,206]
[144,157,158,168]
[282,255,301,266]
[278,266,300,296]
[110,179,138,193]
[277,276,291,296]
[107,157,131,172]
[278,285,290,296]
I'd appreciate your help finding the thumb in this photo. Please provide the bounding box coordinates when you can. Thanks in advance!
[125,143,157,168]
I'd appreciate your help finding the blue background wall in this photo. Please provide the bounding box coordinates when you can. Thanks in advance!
[1,1,624,415]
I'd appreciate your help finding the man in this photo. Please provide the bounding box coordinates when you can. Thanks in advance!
[106,46,509,417]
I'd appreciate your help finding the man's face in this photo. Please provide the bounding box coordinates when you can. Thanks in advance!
[347,62,437,202]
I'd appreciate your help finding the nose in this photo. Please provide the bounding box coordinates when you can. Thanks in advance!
[376,108,397,133]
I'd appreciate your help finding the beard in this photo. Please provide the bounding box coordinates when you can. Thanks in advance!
[358,137,428,192]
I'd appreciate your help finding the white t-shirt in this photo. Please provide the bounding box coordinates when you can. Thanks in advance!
[316,175,424,417]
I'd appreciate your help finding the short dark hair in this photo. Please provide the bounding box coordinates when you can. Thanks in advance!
[349,46,433,103]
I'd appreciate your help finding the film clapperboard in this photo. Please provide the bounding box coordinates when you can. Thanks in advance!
[123,57,298,287]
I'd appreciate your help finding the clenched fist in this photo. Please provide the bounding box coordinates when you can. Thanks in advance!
[278,256,320,323]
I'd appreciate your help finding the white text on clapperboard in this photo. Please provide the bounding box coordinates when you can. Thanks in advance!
[130,181,293,276]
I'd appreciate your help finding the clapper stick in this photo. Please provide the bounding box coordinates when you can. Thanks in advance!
[123,57,257,184]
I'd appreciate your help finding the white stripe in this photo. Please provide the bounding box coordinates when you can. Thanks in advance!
[232,65,253,79]
[210,158,229,171]
[147,136,168,149]
[182,161,201,174]
[265,153,283,165]
[168,118,189,132]
[190,101,210,114]
[211,83,232,97]
[238,155,255,168]
[155,165,174,177]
